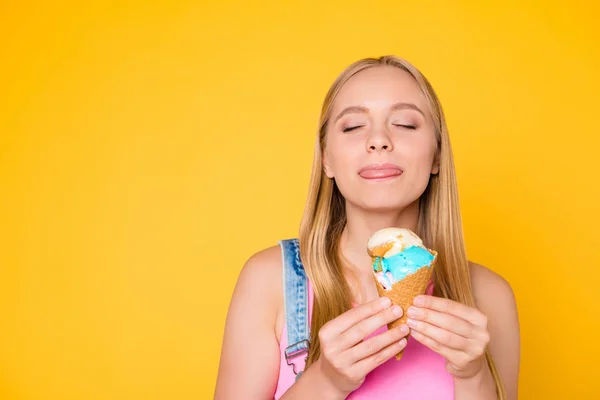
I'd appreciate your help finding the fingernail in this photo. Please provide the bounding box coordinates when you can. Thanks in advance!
[398,338,407,347]
[407,307,418,318]
[400,324,409,334]
[381,297,392,307]
[414,296,425,306]
[406,318,417,328]
[392,305,403,317]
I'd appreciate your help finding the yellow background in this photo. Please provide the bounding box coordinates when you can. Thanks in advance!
[1,1,598,399]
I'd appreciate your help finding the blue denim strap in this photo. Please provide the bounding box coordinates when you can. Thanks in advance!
[278,238,310,379]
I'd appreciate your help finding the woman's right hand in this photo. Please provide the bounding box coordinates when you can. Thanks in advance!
[313,296,409,396]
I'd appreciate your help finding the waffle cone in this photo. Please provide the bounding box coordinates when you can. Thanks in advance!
[373,250,437,360]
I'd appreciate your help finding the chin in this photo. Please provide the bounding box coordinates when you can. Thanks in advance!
[336,181,421,213]
[354,196,415,214]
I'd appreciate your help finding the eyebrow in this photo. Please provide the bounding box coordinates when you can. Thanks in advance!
[334,102,425,123]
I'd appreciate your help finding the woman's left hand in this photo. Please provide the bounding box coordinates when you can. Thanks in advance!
[406,295,490,380]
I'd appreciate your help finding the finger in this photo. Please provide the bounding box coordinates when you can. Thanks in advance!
[410,329,467,365]
[414,295,488,327]
[354,335,408,376]
[348,324,410,363]
[406,306,472,338]
[339,305,404,349]
[322,297,392,339]
[407,319,469,350]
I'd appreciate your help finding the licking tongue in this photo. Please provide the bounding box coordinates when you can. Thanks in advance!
[359,168,402,179]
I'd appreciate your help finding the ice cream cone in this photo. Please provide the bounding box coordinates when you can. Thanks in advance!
[373,250,437,360]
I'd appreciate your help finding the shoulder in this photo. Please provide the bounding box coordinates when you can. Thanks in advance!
[468,261,517,310]
[214,244,286,398]
[233,243,286,339]
[468,261,520,399]
[235,244,284,307]
[239,244,284,283]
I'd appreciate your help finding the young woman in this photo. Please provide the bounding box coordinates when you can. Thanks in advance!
[214,56,520,399]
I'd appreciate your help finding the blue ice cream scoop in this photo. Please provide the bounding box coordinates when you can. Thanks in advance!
[373,245,434,286]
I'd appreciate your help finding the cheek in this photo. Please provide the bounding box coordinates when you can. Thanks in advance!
[417,146,436,169]
[399,136,436,165]
[326,137,359,172]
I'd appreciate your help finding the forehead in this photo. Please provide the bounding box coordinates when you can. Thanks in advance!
[331,66,427,115]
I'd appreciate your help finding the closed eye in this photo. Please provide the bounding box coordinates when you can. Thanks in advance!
[343,125,364,133]
[393,124,416,130]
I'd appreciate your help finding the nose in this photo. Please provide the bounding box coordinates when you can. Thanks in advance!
[366,130,393,152]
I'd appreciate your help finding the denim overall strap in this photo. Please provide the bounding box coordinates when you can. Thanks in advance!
[279,238,310,380]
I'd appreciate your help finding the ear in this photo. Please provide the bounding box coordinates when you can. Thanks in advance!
[322,150,334,178]
[431,151,440,175]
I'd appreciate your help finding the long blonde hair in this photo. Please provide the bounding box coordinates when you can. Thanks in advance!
[298,55,505,399]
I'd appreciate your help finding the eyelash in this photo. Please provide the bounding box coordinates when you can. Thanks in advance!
[343,125,363,132]
[342,124,416,132]
[394,124,416,130]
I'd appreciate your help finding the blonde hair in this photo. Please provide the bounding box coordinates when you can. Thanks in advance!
[298,55,506,399]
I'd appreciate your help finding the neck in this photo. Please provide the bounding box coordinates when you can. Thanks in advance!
[339,200,420,274]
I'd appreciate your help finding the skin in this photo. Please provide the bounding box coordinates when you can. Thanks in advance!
[214,66,520,400]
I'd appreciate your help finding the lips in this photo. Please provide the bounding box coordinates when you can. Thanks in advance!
[358,163,403,180]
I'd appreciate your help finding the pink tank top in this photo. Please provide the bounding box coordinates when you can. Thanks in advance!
[273,279,455,399]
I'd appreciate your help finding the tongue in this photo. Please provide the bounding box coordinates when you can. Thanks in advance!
[359,169,402,179]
